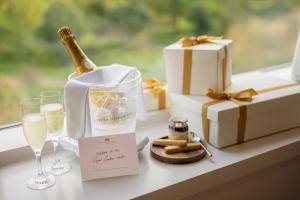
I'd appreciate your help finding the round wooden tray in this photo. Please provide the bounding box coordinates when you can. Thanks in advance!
[150,136,206,164]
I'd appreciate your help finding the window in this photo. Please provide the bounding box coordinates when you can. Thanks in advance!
[1,0,300,126]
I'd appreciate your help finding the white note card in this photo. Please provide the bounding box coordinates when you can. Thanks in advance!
[78,132,139,181]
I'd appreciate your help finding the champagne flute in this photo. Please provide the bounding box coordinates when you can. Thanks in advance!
[21,98,55,190]
[40,90,71,175]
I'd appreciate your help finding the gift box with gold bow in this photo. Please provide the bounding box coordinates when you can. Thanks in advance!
[164,35,233,96]
[143,78,168,111]
[170,71,300,148]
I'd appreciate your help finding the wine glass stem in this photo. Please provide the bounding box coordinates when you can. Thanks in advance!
[34,150,44,177]
[52,138,59,164]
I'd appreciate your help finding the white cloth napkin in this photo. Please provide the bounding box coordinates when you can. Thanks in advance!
[64,64,146,139]
[291,31,300,81]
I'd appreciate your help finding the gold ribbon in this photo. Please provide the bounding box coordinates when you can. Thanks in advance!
[180,35,227,94]
[180,35,223,47]
[206,88,258,102]
[143,78,166,109]
[202,83,300,144]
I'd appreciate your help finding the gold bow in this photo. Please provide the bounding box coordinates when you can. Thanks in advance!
[206,88,258,102]
[180,35,223,47]
[143,78,166,97]
[202,88,258,144]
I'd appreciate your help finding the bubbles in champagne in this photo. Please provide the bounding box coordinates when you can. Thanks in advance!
[41,103,64,137]
[22,113,47,150]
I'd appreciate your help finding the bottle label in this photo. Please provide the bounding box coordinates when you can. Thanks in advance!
[83,60,92,67]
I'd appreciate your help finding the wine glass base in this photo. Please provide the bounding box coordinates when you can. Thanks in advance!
[50,162,71,176]
[27,174,55,190]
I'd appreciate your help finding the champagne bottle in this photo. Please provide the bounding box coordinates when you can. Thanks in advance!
[58,26,96,75]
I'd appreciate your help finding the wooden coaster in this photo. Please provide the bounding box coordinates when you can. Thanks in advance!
[150,136,206,164]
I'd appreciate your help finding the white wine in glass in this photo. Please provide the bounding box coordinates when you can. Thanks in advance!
[23,113,47,150]
[41,103,64,137]
[21,98,55,190]
[40,90,71,175]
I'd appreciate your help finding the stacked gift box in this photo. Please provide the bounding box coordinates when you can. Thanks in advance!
[143,78,168,112]
[161,35,300,148]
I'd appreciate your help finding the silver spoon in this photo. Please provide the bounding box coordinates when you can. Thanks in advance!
[189,132,212,157]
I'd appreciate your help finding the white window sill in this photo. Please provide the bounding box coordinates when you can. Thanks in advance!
[1,63,300,199]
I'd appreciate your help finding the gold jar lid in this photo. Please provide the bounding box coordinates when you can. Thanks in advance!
[169,117,188,132]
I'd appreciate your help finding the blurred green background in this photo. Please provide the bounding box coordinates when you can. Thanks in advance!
[0,0,300,126]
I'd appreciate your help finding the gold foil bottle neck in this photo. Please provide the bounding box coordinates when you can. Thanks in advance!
[58,26,75,42]
[57,25,96,75]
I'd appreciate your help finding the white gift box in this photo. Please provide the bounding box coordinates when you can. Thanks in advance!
[164,39,233,95]
[143,86,168,111]
[170,71,300,148]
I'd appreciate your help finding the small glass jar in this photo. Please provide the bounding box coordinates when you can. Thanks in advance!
[168,117,189,140]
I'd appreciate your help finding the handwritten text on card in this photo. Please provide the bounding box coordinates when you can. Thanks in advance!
[78,133,139,181]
